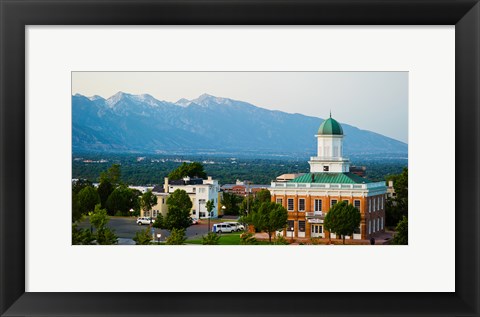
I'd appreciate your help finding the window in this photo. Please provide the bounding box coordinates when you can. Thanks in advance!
[299,221,306,232]
[314,199,322,212]
[373,198,376,211]
[287,220,294,231]
[354,200,361,210]
[276,198,283,205]
[162,198,165,204]
[192,210,196,215]
[369,200,371,213]
[287,198,294,211]
[368,220,371,234]
[312,225,323,233]
[199,212,205,217]
[343,199,349,204]
[381,217,384,229]
[298,199,305,211]
[381,196,384,209]
[323,166,329,172]
[377,218,380,231]
[331,199,338,207]
[198,188,205,193]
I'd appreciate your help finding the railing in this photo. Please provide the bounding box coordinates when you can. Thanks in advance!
[306,212,324,218]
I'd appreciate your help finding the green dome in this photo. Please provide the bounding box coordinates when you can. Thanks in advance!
[317,117,343,135]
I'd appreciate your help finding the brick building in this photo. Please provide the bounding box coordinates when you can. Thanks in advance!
[269,115,387,241]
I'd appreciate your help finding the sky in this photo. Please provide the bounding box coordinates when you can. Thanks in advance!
[72,72,408,143]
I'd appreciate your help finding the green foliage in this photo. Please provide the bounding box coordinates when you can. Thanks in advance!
[72,179,93,195]
[239,196,255,217]
[88,204,118,245]
[240,232,257,245]
[133,228,153,245]
[153,213,164,228]
[206,199,215,217]
[310,237,322,245]
[165,228,187,245]
[392,216,408,245]
[255,189,271,203]
[77,186,100,216]
[100,163,122,185]
[140,190,158,214]
[72,224,94,245]
[73,153,406,187]
[168,162,207,180]
[97,179,114,209]
[158,189,193,230]
[220,192,242,215]
[273,233,289,245]
[106,185,140,216]
[202,232,220,245]
[324,201,361,244]
[243,201,288,243]
[385,167,408,227]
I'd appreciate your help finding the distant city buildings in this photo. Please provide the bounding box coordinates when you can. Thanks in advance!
[269,115,387,241]
[221,179,270,197]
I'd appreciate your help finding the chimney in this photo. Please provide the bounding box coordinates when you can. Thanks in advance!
[164,177,169,193]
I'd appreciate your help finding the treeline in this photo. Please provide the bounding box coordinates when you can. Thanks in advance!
[73,153,407,186]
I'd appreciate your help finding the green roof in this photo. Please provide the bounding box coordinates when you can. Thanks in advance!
[289,173,372,184]
[317,117,343,135]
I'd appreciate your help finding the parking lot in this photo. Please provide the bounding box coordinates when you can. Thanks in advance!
[77,216,240,243]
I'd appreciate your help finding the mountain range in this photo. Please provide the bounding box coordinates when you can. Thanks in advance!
[72,92,408,158]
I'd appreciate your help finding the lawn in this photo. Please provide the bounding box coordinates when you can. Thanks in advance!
[186,232,242,245]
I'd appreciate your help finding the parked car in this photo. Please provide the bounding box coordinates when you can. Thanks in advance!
[136,217,153,225]
[191,218,199,225]
[224,222,245,232]
[212,223,234,233]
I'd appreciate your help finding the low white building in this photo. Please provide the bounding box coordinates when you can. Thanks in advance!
[163,176,221,219]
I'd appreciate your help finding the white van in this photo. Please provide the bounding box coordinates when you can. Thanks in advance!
[212,223,234,233]
[224,222,245,232]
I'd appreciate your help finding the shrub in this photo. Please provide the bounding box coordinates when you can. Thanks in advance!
[273,234,289,245]
[202,232,220,245]
[240,232,257,245]
[166,228,187,245]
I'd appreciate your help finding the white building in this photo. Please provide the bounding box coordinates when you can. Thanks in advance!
[163,176,221,219]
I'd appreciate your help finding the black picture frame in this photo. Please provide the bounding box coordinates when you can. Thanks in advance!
[1,0,479,316]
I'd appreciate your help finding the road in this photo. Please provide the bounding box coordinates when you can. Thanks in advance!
[77,216,238,242]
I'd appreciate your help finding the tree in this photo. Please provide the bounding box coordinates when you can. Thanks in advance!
[220,192,242,215]
[392,216,408,245]
[324,201,361,244]
[202,232,220,245]
[100,163,122,185]
[133,228,153,245]
[97,179,114,209]
[72,224,94,245]
[157,189,193,231]
[89,204,118,245]
[385,168,408,226]
[168,162,207,180]
[106,186,140,216]
[255,189,271,203]
[206,199,215,232]
[165,228,187,245]
[77,186,100,216]
[243,201,288,243]
[140,190,158,216]
[72,179,93,195]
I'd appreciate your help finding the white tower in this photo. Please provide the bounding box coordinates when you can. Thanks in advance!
[309,115,350,173]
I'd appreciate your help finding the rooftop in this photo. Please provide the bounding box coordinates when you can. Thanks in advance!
[290,172,373,184]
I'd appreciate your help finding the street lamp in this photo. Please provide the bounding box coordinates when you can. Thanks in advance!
[221,205,226,216]
[156,233,161,244]
[129,208,134,217]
